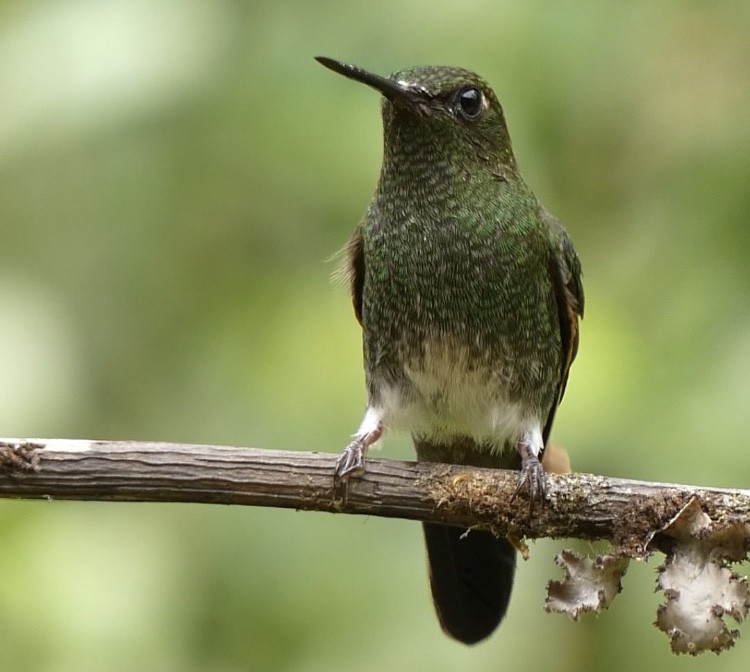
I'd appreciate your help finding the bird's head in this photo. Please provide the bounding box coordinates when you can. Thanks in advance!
[316,57,517,179]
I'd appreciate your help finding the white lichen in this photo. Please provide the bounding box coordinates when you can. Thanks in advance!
[545,550,629,619]
[654,497,750,655]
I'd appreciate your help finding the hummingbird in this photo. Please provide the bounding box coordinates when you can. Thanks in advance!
[316,56,584,644]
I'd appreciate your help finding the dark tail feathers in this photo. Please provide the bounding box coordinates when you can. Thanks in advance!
[422,522,516,645]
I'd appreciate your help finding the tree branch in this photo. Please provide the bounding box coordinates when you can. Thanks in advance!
[2,438,750,655]
[0,438,745,552]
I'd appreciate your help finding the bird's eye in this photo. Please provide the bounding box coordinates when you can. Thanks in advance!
[456,87,483,120]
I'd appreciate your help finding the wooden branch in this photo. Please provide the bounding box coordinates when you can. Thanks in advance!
[1,438,748,554]
[3,437,750,654]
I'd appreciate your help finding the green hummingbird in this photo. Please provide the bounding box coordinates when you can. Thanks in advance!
[316,56,584,645]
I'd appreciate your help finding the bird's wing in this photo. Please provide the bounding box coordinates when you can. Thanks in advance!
[542,210,584,444]
[337,225,365,326]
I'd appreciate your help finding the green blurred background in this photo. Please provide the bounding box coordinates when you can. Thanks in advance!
[1,1,749,670]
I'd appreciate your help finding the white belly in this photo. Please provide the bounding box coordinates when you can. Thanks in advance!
[360,340,541,451]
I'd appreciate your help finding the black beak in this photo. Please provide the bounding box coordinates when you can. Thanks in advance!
[315,56,429,109]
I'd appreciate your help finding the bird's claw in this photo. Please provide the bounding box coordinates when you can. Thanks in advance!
[333,424,382,500]
[511,443,546,517]
[334,439,366,485]
[333,439,367,504]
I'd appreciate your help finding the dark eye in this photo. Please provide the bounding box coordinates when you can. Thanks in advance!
[456,87,483,120]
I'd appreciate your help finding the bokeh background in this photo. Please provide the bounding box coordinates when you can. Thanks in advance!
[1,1,749,670]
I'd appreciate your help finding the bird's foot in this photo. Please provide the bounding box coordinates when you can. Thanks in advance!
[334,438,367,483]
[511,440,546,516]
[333,422,383,495]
